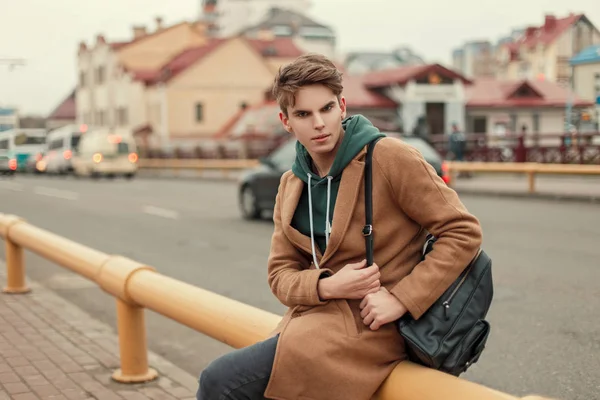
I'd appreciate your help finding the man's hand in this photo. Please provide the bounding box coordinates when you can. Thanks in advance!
[318,260,380,300]
[359,287,407,331]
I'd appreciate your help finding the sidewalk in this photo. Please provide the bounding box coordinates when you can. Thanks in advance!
[451,174,600,203]
[0,266,199,400]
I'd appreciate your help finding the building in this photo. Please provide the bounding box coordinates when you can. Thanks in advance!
[200,0,312,38]
[46,90,76,130]
[361,64,471,136]
[495,13,600,85]
[0,107,19,132]
[464,78,592,136]
[343,47,426,75]
[216,63,592,149]
[241,7,336,59]
[571,44,600,129]
[137,36,303,149]
[76,19,208,135]
[451,41,496,78]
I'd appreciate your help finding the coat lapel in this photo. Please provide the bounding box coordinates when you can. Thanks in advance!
[281,176,316,257]
[320,148,367,265]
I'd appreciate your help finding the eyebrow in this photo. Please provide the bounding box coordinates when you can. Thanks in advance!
[293,101,336,116]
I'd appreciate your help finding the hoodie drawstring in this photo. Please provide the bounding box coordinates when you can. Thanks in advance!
[307,173,333,269]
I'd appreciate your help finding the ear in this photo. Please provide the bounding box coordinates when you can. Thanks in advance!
[279,111,293,133]
[339,96,347,120]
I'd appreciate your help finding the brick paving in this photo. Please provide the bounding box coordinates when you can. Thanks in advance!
[0,266,199,400]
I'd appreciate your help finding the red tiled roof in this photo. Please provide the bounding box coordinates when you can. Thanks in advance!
[130,37,302,85]
[245,38,304,58]
[110,42,129,50]
[47,90,76,120]
[519,14,583,49]
[343,74,397,109]
[162,39,227,80]
[362,64,472,88]
[108,22,190,52]
[466,78,593,108]
[215,101,284,139]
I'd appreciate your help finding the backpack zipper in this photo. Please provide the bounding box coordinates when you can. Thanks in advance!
[442,249,482,319]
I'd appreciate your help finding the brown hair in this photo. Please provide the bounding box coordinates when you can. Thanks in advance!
[272,53,343,116]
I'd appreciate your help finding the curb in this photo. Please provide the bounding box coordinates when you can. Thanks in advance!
[454,188,600,204]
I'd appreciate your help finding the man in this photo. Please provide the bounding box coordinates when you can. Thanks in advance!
[448,122,466,162]
[197,54,482,400]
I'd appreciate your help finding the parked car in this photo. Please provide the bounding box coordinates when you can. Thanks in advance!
[238,134,449,220]
[0,151,17,177]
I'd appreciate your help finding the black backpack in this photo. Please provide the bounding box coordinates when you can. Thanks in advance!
[363,138,494,376]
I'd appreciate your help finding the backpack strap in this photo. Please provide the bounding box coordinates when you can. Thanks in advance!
[363,137,383,267]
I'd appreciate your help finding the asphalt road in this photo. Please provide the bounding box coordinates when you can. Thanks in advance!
[0,174,599,400]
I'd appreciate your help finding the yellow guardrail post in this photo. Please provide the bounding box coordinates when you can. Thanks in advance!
[96,255,158,383]
[0,214,30,294]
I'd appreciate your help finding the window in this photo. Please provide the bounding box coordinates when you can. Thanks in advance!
[96,67,105,84]
[0,139,8,150]
[272,25,293,37]
[473,117,487,133]
[48,138,64,150]
[117,108,128,125]
[195,103,204,122]
[117,142,129,154]
[532,113,540,133]
[71,135,81,150]
[268,139,297,171]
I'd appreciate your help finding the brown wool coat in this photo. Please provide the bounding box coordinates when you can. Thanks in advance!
[263,137,483,400]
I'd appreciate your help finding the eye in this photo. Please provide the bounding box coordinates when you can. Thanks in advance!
[296,112,308,118]
[323,104,334,112]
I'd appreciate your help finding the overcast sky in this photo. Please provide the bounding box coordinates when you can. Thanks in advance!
[1,0,599,116]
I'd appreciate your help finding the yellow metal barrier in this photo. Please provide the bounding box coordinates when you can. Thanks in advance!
[446,161,600,194]
[0,213,553,399]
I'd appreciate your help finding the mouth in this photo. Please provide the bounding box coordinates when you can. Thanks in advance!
[312,134,331,141]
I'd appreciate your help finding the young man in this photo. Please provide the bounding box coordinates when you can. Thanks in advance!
[196,54,482,400]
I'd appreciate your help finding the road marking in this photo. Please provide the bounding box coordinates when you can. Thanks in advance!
[142,205,180,220]
[34,186,79,201]
[0,181,24,191]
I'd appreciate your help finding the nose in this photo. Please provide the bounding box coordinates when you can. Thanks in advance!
[313,113,325,130]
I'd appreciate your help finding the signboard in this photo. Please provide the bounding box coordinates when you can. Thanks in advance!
[596,96,600,105]
[411,84,457,101]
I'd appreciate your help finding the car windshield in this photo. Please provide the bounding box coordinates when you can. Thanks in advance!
[71,135,81,149]
[399,136,440,160]
[268,139,297,171]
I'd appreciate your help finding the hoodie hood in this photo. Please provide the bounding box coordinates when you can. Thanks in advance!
[292,114,386,185]
[289,114,386,269]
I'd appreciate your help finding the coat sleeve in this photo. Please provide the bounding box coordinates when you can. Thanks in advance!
[375,139,483,320]
[267,173,333,308]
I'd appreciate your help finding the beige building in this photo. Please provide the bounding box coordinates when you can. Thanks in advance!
[495,13,600,85]
[75,18,303,151]
[451,41,496,79]
[571,44,600,129]
[76,19,207,131]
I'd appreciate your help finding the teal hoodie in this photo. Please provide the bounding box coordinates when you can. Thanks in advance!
[291,115,386,265]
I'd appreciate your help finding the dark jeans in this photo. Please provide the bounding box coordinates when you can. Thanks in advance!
[196,334,279,400]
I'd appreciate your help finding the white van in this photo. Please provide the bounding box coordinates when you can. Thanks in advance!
[71,127,139,179]
[43,124,87,175]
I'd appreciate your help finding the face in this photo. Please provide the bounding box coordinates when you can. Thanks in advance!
[279,84,347,157]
